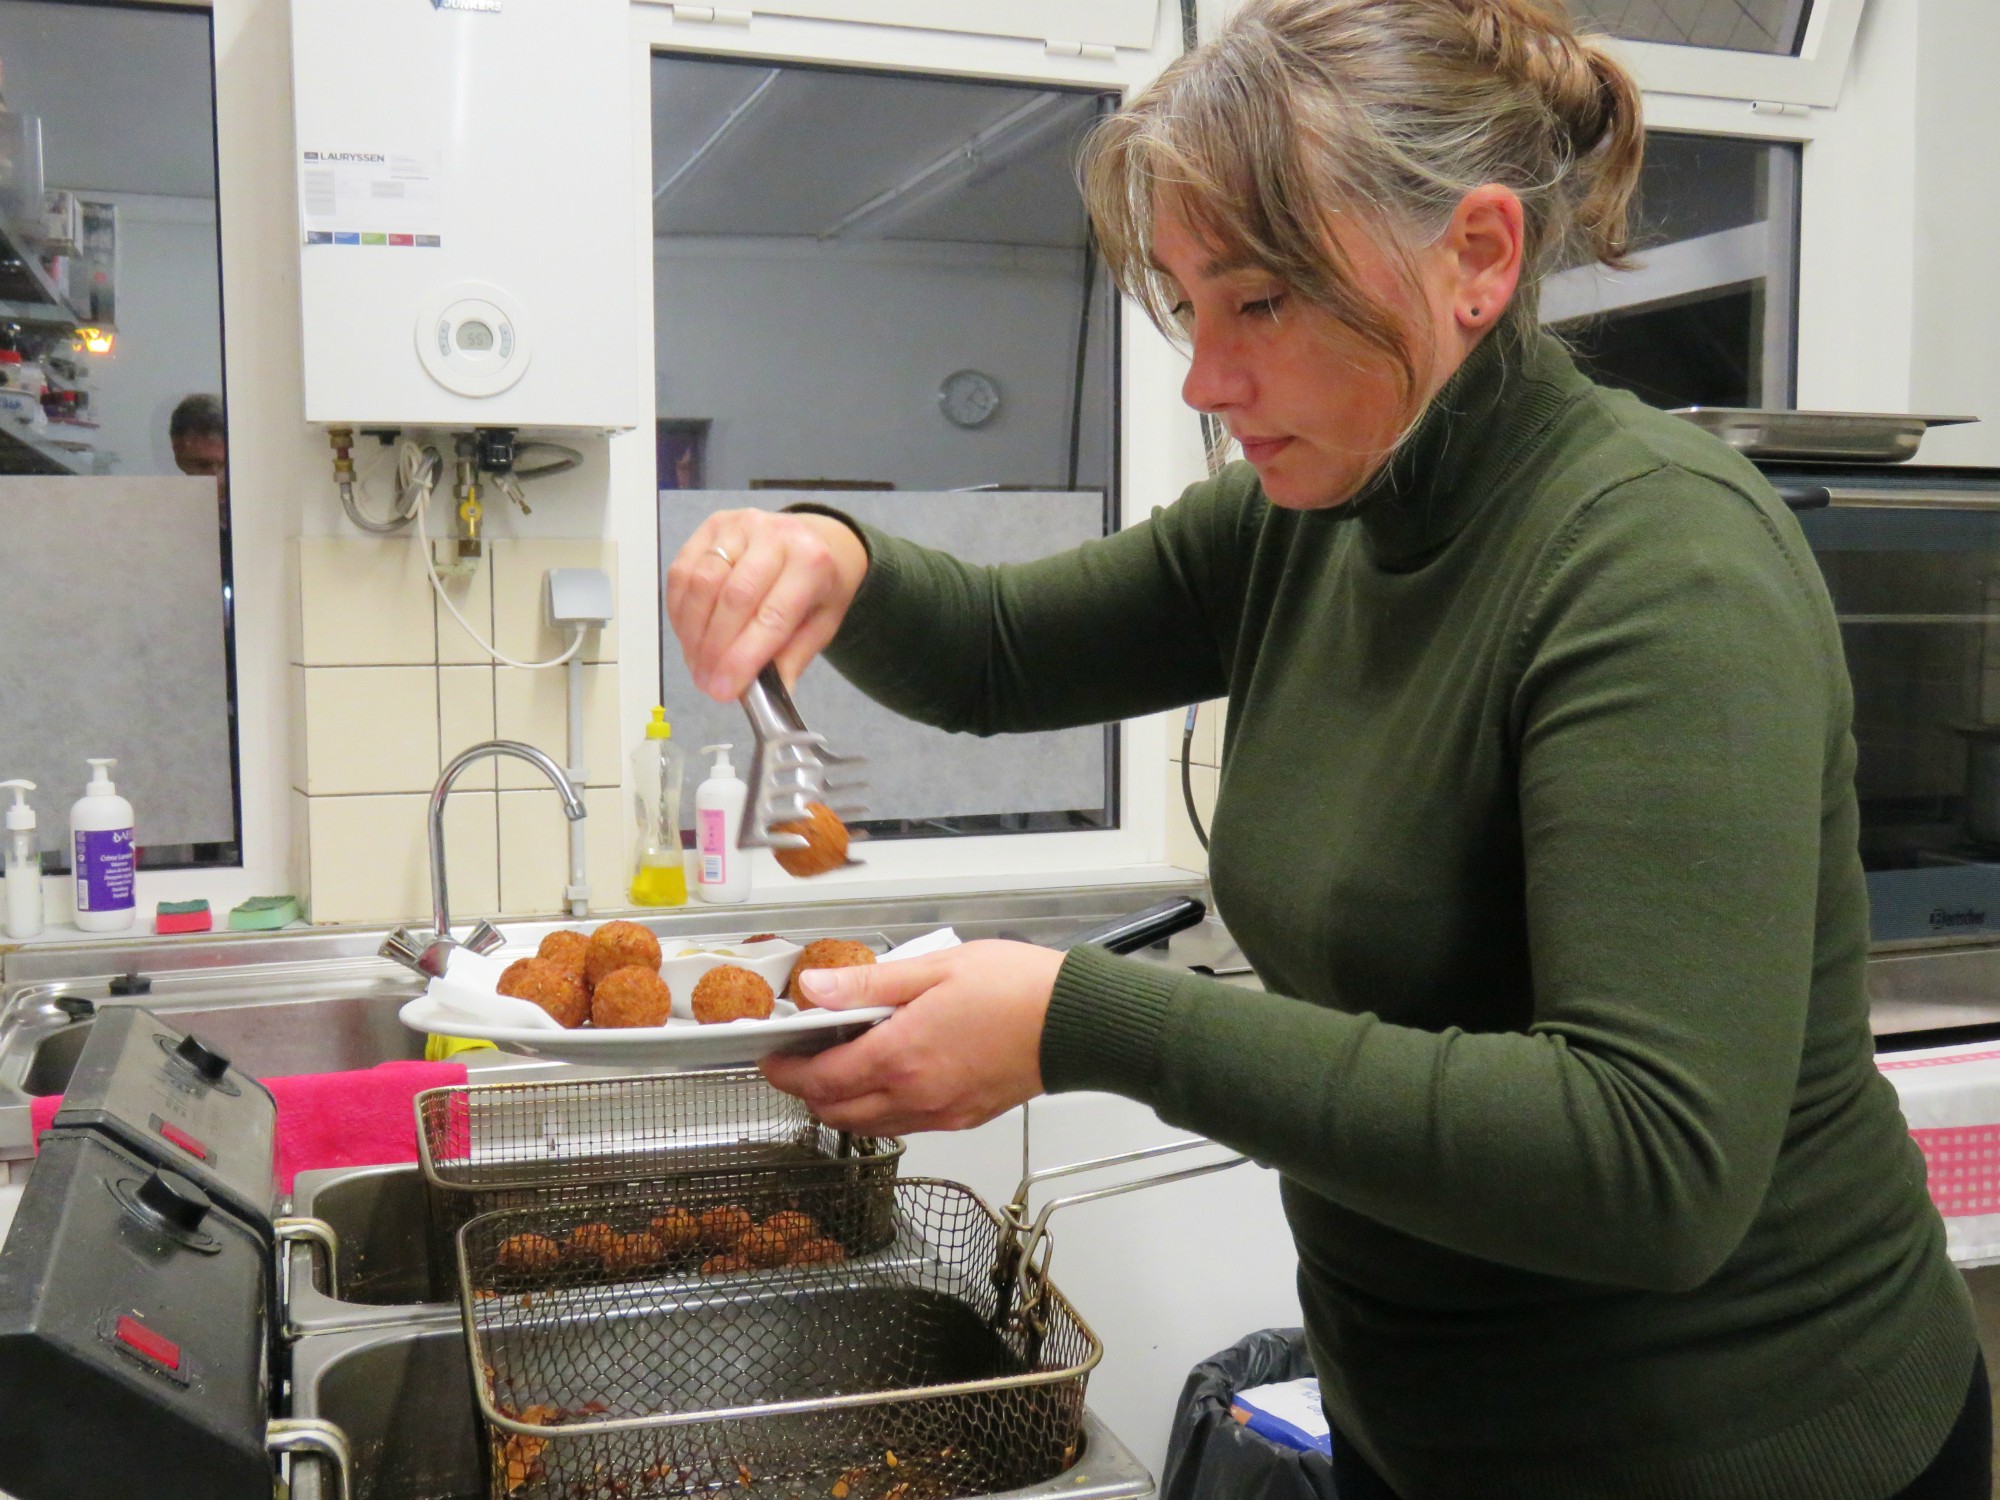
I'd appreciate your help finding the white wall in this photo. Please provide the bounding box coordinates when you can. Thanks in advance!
[76,192,223,478]
[656,237,1104,491]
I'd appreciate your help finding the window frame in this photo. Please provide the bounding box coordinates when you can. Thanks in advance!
[626,4,1194,892]
[1597,0,1869,109]
[632,0,1156,53]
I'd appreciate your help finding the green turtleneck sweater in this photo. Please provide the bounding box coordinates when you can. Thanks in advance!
[821,333,1976,1500]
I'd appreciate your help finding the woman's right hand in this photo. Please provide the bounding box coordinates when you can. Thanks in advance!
[664,507,870,702]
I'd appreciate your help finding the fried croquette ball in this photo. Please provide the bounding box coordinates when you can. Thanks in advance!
[584,919,662,989]
[786,1237,847,1266]
[498,957,590,1028]
[495,1232,563,1274]
[691,964,775,1024]
[744,933,781,944]
[650,1207,699,1253]
[605,1231,664,1275]
[698,1204,754,1250]
[761,1210,819,1250]
[536,929,590,977]
[737,1221,795,1267]
[785,938,877,1007]
[772,801,850,878]
[590,966,673,1028]
[701,1252,751,1275]
[566,1222,620,1262]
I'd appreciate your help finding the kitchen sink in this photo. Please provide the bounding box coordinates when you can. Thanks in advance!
[0,885,1225,1163]
[285,1321,1155,1500]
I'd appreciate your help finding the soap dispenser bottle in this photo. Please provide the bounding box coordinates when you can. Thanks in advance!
[629,706,688,907]
[70,757,135,932]
[1,780,41,939]
[693,743,750,904]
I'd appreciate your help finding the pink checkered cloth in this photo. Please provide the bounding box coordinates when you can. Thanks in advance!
[1878,1043,2000,1265]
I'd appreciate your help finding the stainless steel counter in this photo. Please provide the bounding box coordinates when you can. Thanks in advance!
[0,882,1227,1163]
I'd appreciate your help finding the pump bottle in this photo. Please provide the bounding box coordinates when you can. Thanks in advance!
[629,706,688,907]
[70,757,135,932]
[1,780,41,939]
[693,744,750,904]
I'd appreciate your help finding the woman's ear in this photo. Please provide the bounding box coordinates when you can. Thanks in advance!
[1447,184,1525,331]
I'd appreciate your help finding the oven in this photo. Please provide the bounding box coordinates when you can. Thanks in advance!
[1713,411,2000,947]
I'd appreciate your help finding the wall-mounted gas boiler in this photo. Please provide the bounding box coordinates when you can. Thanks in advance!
[289,0,638,430]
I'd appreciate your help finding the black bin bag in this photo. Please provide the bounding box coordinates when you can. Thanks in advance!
[1159,1327,1338,1500]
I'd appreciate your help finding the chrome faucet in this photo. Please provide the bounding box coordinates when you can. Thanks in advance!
[380,740,586,977]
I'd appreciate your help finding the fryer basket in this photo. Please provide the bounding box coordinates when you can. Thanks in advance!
[416,1071,902,1294]
[457,1177,1101,1500]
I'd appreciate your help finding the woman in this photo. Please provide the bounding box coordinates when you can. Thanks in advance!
[664,2,1987,1495]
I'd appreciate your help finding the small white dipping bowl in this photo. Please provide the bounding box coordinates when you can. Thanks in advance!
[659,937,803,1020]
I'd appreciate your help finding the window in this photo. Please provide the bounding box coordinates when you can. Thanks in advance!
[1582,0,1868,107]
[651,55,1121,843]
[1545,131,1800,411]
[0,0,238,871]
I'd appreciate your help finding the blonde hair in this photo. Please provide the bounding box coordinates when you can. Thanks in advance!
[1083,0,1643,402]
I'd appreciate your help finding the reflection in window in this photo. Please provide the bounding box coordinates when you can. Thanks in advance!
[1569,0,1812,56]
[651,56,1120,843]
[0,0,238,872]
[1544,132,1800,411]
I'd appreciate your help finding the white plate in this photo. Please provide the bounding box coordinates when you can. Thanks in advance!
[397,992,894,1071]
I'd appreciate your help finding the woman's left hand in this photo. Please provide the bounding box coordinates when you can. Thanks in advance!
[760,940,1066,1135]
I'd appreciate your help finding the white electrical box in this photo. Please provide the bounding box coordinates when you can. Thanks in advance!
[290,0,638,430]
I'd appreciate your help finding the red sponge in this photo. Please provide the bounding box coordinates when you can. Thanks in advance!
[155,900,212,934]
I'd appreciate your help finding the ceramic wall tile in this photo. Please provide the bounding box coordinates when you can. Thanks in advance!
[490,540,620,666]
[492,663,622,790]
[300,667,439,796]
[496,786,627,917]
[305,790,498,926]
[296,538,436,666]
[439,666,498,789]
[434,554,497,667]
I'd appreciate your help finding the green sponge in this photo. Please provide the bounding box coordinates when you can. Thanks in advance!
[227,895,301,932]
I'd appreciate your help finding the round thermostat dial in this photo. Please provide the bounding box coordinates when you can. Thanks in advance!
[939,368,1002,429]
[414,283,530,397]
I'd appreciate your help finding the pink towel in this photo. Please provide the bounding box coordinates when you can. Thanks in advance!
[31,1060,468,1192]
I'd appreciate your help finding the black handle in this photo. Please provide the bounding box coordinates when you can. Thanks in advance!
[1774,483,1831,511]
[1057,896,1208,955]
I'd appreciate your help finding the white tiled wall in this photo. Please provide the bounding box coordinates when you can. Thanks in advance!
[291,537,629,926]
[1166,698,1224,873]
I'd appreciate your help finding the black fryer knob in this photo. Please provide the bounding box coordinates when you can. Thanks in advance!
[173,1032,230,1083]
[136,1168,211,1233]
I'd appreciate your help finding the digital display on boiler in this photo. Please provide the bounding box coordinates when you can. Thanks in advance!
[455,319,496,353]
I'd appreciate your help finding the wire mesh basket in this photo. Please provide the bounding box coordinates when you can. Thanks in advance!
[416,1071,902,1297]
[457,1176,1101,1500]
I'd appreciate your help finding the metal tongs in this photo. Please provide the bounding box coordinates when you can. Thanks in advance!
[737,663,868,866]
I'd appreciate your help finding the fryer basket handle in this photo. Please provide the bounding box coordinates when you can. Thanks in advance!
[999,1137,1247,1325]
[274,1215,342,1312]
[268,1417,353,1500]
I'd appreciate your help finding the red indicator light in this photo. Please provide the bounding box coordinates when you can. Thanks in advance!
[114,1315,181,1371]
[155,1121,209,1161]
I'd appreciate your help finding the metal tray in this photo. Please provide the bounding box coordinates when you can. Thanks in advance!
[1670,408,1977,464]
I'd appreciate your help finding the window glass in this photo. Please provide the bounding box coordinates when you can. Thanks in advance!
[1545,131,1800,411]
[652,56,1120,843]
[1569,0,1812,56]
[0,0,238,871]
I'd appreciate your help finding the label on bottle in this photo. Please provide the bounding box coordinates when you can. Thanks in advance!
[74,826,134,911]
[697,807,728,885]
